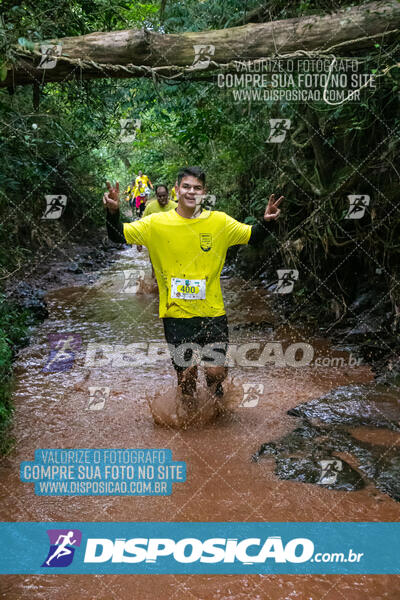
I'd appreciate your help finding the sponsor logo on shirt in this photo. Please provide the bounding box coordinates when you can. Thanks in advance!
[199,233,212,252]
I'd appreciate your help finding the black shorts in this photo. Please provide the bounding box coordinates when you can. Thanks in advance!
[163,315,229,372]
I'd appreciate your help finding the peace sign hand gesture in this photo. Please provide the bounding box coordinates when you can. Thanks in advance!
[103,181,120,213]
[264,193,284,221]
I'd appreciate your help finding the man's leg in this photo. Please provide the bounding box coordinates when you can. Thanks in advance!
[200,316,229,397]
[163,318,201,404]
[204,366,228,397]
[177,366,198,398]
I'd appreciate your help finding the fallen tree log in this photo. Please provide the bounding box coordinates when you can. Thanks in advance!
[2,1,399,88]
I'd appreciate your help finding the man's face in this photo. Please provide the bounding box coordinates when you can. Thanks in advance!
[138,171,142,177]
[156,187,169,206]
[175,175,205,212]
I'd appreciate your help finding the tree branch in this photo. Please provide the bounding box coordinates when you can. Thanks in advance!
[2,1,399,88]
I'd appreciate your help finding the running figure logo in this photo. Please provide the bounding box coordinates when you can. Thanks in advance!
[274,269,299,294]
[42,529,82,567]
[121,269,145,294]
[41,195,67,220]
[345,194,370,219]
[38,44,62,69]
[193,193,216,217]
[317,459,343,485]
[43,334,82,373]
[87,386,110,411]
[192,45,215,70]
[267,119,291,143]
[240,383,264,408]
[120,118,141,142]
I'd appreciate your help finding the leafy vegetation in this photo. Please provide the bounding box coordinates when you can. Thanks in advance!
[0,294,34,452]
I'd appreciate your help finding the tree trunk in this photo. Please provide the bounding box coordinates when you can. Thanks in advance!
[2,1,399,88]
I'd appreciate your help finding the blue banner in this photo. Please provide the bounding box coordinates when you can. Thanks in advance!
[0,522,399,574]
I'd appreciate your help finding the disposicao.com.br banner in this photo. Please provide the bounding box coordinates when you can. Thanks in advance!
[1,522,399,575]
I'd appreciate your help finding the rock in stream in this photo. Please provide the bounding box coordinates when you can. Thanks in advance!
[254,380,400,500]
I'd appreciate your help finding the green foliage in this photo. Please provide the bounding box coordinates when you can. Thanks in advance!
[0,294,33,453]
[160,0,362,32]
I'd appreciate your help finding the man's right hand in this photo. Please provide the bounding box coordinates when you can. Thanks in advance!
[103,181,120,213]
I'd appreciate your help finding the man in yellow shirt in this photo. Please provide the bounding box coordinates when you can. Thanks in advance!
[135,170,153,191]
[143,185,178,277]
[104,167,283,408]
[123,179,136,214]
[143,184,178,217]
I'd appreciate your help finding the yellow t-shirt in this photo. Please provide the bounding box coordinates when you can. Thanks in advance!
[170,187,177,202]
[133,182,146,197]
[142,199,178,217]
[124,185,135,202]
[135,175,150,188]
[123,210,251,318]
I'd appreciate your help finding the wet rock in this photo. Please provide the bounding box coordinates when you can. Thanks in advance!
[287,384,400,431]
[275,455,364,491]
[8,282,48,321]
[375,455,400,501]
[255,382,400,501]
[375,364,400,386]
[66,262,83,274]
[346,319,383,337]
[254,423,364,491]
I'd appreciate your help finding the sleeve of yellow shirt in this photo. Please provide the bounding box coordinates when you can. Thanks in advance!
[142,201,152,217]
[225,214,252,246]
[123,216,152,246]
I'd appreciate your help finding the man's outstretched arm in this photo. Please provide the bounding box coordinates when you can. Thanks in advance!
[248,193,283,246]
[106,209,125,244]
[103,181,125,243]
[103,180,148,248]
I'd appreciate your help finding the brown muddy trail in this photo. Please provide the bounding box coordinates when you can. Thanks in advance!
[0,246,399,599]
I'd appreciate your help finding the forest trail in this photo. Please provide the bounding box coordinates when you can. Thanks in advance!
[1,245,398,599]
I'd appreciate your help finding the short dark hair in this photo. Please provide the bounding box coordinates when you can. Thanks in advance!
[155,184,168,193]
[177,166,206,186]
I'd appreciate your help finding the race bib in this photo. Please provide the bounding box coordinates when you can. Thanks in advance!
[171,277,206,300]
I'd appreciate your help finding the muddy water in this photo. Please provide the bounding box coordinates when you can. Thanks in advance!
[1,247,399,599]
